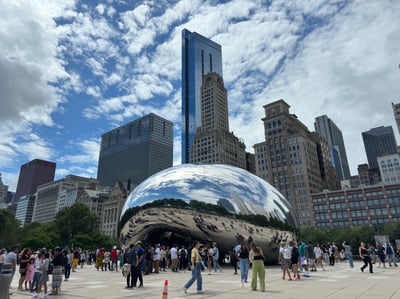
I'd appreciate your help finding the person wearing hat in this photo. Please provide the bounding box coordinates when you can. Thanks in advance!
[111,246,119,272]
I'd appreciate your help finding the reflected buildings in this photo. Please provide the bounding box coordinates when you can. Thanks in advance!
[119,164,297,264]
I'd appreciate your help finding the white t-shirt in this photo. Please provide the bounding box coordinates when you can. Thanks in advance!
[153,247,161,260]
[314,246,322,259]
[170,247,178,259]
[0,253,6,264]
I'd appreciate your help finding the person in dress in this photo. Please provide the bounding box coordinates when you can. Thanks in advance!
[24,257,35,291]
[18,248,31,290]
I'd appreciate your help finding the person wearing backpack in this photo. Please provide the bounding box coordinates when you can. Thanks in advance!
[278,241,292,281]
[179,246,188,271]
[290,241,300,279]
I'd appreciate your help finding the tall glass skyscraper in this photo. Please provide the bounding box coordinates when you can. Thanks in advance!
[362,126,397,169]
[181,29,223,163]
[97,113,173,187]
[314,115,351,180]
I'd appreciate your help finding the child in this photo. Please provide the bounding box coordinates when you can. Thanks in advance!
[24,257,35,290]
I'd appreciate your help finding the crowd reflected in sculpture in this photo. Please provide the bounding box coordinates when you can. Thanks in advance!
[119,164,298,264]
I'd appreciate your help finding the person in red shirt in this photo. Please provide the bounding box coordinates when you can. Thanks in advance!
[111,246,119,272]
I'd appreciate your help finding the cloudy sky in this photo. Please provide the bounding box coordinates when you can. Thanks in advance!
[1,0,399,192]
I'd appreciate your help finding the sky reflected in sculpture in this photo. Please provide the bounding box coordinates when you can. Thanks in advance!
[121,164,297,227]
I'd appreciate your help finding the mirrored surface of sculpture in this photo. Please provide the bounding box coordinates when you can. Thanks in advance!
[119,164,298,264]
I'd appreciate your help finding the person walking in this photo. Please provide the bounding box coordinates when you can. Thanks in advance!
[278,241,292,281]
[250,243,265,292]
[183,241,203,294]
[384,241,398,267]
[342,241,354,268]
[212,242,222,272]
[111,246,119,272]
[314,242,325,271]
[229,246,238,275]
[238,243,250,286]
[359,242,373,274]
[376,242,386,268]
[290,241,300,279]
[298,239,310,277]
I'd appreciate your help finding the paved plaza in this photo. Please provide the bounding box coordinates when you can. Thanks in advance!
[8,261,400,299]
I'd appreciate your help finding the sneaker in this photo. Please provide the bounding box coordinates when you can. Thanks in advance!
[183,287,187,294]
[40,295,48,299]
[31,295,38,298]
[197,290,204,294]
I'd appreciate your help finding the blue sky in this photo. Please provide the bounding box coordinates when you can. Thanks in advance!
[1,0,400,192]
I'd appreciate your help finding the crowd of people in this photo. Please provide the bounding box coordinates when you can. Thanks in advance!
[1,238,399,297]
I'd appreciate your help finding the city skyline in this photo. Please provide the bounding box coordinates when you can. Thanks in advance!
[1,1,400,191]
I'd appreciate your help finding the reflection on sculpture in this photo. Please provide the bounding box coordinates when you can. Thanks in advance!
[119,164,298,264]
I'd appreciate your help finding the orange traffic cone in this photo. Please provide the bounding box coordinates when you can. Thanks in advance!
[162,279,168,299]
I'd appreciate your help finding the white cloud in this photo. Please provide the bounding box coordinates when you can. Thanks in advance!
[1,0,400,191]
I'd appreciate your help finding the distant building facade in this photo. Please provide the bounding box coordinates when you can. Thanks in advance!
[33,175,98,223]
[190,73,246,168]
[97,113,173,187]
[14,159,56,203]
[254,99,338,226]
[362,126,397,169]
[0,173,8,203]
[312,183,400,228]
[15,195,35,226]
[378,153,400,184]
[100,182,129,239]
[392,102,400,135]
[314,115,351,180]
[181,29,223,163]
[77,189,109,231]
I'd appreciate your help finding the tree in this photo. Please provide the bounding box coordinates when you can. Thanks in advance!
[54,203,98,245]
[0,209,21,247]
[71,232,115,250]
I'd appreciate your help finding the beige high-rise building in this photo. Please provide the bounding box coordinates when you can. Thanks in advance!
[190,72,246,168]
[254,99,337,226]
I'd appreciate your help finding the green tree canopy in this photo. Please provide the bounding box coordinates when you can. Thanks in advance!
[0,208,21,248]
[54,202,98,245]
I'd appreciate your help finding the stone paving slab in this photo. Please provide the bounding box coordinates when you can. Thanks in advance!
[7,261,400,299]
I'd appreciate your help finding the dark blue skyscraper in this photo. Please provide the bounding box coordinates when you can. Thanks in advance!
[314,115,351,180]
[181,29,223,163]
[97,113,173,187]
[362,126,397,169]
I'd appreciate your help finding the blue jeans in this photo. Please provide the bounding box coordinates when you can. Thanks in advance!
[31,272,41,291]
[213,258,221,271]
[184,262,202,291]
[346,253,354,268]
[240,258,249,282]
